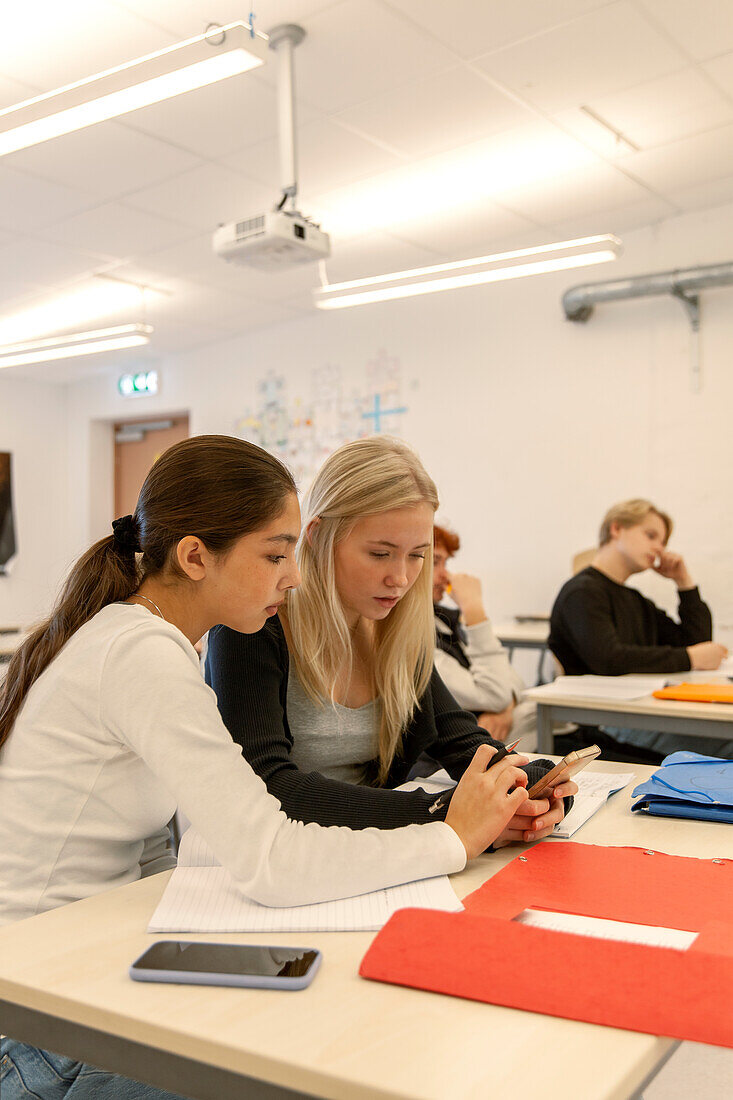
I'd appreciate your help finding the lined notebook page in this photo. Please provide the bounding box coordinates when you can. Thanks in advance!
[148,866,463,933]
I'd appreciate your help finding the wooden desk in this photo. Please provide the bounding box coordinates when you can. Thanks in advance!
[494,619,550,685]
[2,761,726,1100]
[0,630,25,664]
[526,677,733,753]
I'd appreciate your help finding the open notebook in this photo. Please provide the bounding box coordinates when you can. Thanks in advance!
[149,829,463,934]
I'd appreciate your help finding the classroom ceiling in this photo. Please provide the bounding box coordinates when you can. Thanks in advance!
[2,0,733,381]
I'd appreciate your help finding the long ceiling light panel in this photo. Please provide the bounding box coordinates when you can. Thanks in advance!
[0,324,152,368]
[314,235,623,310]
[0,22,267,157]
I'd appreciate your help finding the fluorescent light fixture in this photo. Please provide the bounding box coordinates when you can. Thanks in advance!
[0,279,155,345]
[0,324,152,368]
[0,22,267,157]
[314,235,623,311]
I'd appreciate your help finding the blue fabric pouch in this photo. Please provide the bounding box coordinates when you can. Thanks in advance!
[631,751,733,823]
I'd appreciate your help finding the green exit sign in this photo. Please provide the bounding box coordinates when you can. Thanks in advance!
[118,370,158,397]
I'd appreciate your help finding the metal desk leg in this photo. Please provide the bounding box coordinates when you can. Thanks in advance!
[536,644,549,686]
[536,703,554,754]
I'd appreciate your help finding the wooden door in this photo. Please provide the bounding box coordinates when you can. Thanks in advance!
[113,415,189,519]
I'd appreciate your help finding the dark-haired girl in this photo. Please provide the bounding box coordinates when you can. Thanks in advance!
[0,435,530,1100]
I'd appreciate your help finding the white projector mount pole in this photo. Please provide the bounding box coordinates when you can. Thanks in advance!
[267,24,305,213]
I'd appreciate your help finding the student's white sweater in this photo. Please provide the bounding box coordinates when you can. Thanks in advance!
[0,604,465,925]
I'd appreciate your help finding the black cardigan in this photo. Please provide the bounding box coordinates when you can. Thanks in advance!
[549,567,713,676]
[205,617,562,829]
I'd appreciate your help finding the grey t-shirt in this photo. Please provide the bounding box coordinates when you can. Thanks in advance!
[286,669,380,785]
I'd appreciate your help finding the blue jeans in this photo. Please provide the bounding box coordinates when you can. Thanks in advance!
[1,1039,189,1099]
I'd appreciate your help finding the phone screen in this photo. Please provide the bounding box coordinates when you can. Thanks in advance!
[131,942,319,979]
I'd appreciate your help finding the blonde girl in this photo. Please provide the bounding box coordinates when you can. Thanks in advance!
[207,436,573,839]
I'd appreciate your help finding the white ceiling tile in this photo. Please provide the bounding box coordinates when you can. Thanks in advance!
[0,1,176,90]
[333,65,532,158]
[620,123,733,195]
[551,107,637,160]
[545,195,677,238]
[549,195,681,239]
[662,172,733,215]
[586,68,733,149]
[474,2,687,113]
[286,0,457,113]
[0,73,36,110]
[111,0,255,37]
[636,0,733,62]
[703,50,733,99]
[123,73,312,161]
[150,281,306,329]
[0,236,108,288]
[496,162,670,225]
[392,199,541,258]
[0,276,56,318]
[222,117,402,195]
[323,230,440,283]
[4,121,202,201]
[0,165,96,232]
[119,233,267,290]
[124,163,272,230]
[384,0,613,60]
[309,122,594,238]
[116,233,319,305]
[43,202,196,260]
[113,0,337,39]
[230,262,327,303]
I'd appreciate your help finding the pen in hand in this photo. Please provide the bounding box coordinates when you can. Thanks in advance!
[484,737,523,770]
[428,738,524,814]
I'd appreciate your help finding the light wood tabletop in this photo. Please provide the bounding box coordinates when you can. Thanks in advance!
[0,760,729,1100]
[526,676,733,753]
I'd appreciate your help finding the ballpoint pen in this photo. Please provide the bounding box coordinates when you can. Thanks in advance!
[428,737,524,814]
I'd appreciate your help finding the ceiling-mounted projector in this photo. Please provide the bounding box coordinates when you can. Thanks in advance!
[213,209,330,269]
[213,23,331,272]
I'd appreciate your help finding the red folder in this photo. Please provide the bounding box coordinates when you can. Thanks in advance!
[359,844,733,1048]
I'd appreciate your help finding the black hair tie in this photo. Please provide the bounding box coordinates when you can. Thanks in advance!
[112,514,141,553]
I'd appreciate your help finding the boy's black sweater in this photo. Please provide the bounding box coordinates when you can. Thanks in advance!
[549,566,712,676]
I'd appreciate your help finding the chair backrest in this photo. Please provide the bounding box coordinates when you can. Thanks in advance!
[572,547,596,574]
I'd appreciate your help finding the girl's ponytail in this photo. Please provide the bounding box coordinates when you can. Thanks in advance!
[0,528,139,749]
[0,435,295,753]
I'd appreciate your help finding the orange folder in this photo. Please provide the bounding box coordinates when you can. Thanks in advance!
[359,843,733,1048]
[652,682,733,703]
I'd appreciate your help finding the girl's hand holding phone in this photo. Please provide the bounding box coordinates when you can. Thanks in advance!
[492,779,579,846]
[445,744,529,860]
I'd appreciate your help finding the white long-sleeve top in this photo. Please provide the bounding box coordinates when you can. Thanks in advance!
[0,604,465,926]
[433,617,526,713]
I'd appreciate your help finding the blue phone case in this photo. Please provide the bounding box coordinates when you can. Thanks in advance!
[129,941,322,990]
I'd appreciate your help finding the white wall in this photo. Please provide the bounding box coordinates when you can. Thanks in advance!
[0,375,72,628]
[59,198,733,649]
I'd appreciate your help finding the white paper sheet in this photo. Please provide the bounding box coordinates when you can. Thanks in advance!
[531,675,668,701]
[149,828,462,933]
[549,770,634,838]
[514,908,697,949]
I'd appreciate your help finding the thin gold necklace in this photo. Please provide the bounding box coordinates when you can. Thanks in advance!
[131,593,165,620]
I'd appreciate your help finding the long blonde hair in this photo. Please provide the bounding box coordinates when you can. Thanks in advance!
[285,436,439,784]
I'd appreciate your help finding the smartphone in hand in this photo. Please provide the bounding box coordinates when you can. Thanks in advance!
[527,745,601,800]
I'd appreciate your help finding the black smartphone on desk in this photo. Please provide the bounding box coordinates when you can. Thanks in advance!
[130,941,322,989]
